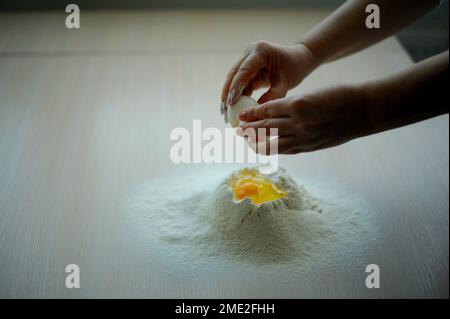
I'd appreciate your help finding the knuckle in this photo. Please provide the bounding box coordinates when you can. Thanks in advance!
[293,121,306,133]
[260,104,270,118]
[238,64,253,77]
[255,40,270,52]
[227,65,239,77]
[290,97,307,115]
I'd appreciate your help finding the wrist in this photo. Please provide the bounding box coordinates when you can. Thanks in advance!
[359,82,379,134]
[298,38,325,69]
[293,42,321,75]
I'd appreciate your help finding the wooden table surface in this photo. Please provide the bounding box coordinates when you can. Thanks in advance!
[0,9,448,298]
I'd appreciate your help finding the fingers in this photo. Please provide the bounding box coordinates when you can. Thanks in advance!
[249,136,297,155]
[221,55,247,105]
[227,51,266,106]
[239,99,290,122]
[241,71,269,97]
[240,118,289,137]
[258,84,287,104]
[221,51,251,120]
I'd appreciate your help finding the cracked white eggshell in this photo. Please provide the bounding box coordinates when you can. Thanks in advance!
[227,96,258,127]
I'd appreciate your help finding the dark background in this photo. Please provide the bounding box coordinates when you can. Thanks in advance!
[0,0,448,62]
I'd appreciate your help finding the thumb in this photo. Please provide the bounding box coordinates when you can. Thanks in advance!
[257,84,287,104]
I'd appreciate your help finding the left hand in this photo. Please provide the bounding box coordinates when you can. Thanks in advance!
[237,85,370,154]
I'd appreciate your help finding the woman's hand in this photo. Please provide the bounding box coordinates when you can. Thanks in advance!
[221,41,317,122]
[237,85,370,154]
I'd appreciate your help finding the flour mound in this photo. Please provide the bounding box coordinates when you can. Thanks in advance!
[129,166,379,273]
[206,168,324,264]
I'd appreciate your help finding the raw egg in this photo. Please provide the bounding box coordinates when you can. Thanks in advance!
[229,168,288,205]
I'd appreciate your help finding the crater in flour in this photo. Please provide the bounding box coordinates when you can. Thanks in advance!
[129,166,379,273]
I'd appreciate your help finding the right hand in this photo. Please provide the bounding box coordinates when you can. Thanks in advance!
[221,41,317,122]
[237,84,370,154]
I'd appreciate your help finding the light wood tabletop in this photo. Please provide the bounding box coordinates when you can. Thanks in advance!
[0,9,448,298]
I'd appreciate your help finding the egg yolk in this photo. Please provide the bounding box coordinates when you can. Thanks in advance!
[230,168,288,205]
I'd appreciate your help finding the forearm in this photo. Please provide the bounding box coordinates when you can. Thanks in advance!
[301,0,438,65]
[363,51,449,134]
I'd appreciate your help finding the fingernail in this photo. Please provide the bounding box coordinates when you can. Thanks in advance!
[227,88,235,106]
[220,101,225,115]
[238,84,245,96]
[231,85,245,105]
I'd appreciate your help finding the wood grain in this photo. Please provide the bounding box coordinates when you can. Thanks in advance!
[0,10,448,298]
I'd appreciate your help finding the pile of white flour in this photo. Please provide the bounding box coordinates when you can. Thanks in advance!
[128,166,380,274]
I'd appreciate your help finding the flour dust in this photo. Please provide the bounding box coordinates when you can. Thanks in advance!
[128,166,380,274]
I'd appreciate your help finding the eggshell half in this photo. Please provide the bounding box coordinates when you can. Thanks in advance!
[227,96,258,127]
